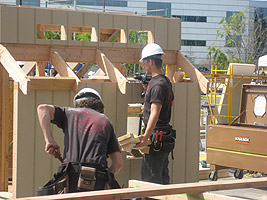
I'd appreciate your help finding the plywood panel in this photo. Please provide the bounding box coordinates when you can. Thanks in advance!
[172,83,187,184]
[101,83,117,127]
[142,17,154,32]
[16,90,36,198]
[167,19,181,51]
[18,7,35,44]
[68,11,83,26]
[52,10,67,25]
[1,6,18,43]
[36,9,52,25]
[185,83,200,183]
[83,12,98,27]
[99,14,113,28]
[114,15,127,29]
[128,16,141,30]
[116,88,128,136]
[34,91,53,195]
[155,18,168,49]
[52,91,71,172]
[127,83,144,104]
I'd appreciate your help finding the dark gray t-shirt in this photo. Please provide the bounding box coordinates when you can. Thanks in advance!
[51,106,120,167]
[143,74,174,126]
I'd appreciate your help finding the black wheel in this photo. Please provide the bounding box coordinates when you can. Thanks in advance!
[234,169,244,179]
[209,170,218,181]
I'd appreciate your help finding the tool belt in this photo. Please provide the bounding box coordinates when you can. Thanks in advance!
[37,162,120,196]
[148,125,176,155]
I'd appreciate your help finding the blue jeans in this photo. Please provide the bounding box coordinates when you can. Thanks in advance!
[141,152,170,184]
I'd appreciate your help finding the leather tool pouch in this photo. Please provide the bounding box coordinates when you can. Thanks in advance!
[149,125,176,154]
[77,166,97,191]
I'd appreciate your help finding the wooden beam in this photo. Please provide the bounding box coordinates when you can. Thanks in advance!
[76,64,92,79]
[61,26,67,41]
[67,63,80,71]
[129,180,238,200]
[91,27,98,42]
[36,24,46,39]
[36,62,46,76]
[173,71,184,83]
[4,44,177,65]
[39,24,61,32]
[96,49,127,94]
[50,48,80,93]
[17,177,267,200]
[0,67,10,191]
[0,45,30,95]
[148,31,154,44]
[120,29,127,43]
[106,30,120,42]
[22,62,36,76]
[29,77,76,91]
[166,64,176,82]
[177,51,209,94]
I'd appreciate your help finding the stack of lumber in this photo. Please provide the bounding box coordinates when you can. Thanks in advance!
[118,133,151,156]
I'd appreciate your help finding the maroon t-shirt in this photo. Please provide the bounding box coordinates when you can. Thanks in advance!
[143,74,174,126]
[51,106,120,167]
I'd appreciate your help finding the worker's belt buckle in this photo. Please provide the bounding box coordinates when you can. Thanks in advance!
[77,166,97,191]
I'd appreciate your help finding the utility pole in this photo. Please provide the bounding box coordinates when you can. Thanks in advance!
[19,0,22,5]
[103,0,105,12]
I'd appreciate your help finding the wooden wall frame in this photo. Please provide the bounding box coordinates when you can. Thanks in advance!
[0,5,210,198]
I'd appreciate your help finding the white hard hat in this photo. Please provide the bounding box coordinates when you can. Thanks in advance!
[140,43,164,62]
[73,88,102,106]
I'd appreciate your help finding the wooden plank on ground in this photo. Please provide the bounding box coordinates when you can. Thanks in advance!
[17,177,267,200]
[177,51,209,94]
[0,45,30,94]
[50,48,80,93]
[129,180,240,200]
[22,62,36,75]
[96,49,127,94]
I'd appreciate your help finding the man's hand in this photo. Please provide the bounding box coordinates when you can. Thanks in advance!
[45,142,61,158]
[134,135,149,148]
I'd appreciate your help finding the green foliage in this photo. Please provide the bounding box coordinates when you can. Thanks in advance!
[74,32,91,41]
[45,31,61,40]
[128,31,148,44]
[207,45,229,69]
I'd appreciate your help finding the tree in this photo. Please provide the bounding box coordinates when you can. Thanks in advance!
[207,45,228,69]
[216,8,267,64]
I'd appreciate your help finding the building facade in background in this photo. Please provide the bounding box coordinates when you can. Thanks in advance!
[1,0,267,69]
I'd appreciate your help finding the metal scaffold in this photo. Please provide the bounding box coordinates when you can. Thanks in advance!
[203,64,267,124]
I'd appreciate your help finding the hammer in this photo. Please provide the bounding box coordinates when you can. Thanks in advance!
[53,148,63,163]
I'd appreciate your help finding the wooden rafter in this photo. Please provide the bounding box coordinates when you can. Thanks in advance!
[50,48,80,93]
[0,45,30,95]
[106,30,120,42]
[96,49,127,94]
[22,62,36,75]
[36,62,46,76]
[177,51,209,94]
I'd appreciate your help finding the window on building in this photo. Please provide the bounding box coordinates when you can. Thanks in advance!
[16,0,40,6]
[255,7,267,29]
[181,40,206,46]
[147,2,171,17]
[172,15,207,22]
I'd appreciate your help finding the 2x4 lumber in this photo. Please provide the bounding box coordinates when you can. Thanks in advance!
[177,51,209,94]
[36,24,46,39]
[76,64,92,79]
[29,77,76,91]
[0,45,30,95]
[17,177,267,200]
[96,50,127,94]
[36,62,46,76]
[50,48,80,93]
[67,62,80,71]
[22,62,36,75]
[82,76,111,82]
[61,26,67,40]
[4,44,177,65]
[120,29,127,43]
[0,67,9,191]
[106,30,120,42]
[128,180,238,200]
[166,65,176,82]
[91,27,98,42]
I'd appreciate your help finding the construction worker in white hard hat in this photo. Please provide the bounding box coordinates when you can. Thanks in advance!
[135,43,176,184]
[36,88,122,195]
